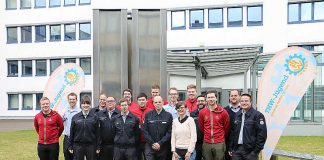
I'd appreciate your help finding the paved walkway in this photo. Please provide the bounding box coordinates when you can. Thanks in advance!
[0,119,34,132]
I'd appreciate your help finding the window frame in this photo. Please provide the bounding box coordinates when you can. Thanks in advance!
[7,60,19,77]
[35,25,46,42]
[7,27,18,44]
[79,0,91,5]
[227,7,243,27]
[20,0,32,9]
[208,8,223,28]
[50,24,61,42]
[189,9,205,29]
[49,0,61,7]
[34,0,46,8]
[80,57,91,75]
[36,59,47,76]
[64,0,76,6]
[247,5,263,26]
[64,58,76,63]
[36,93,43,110]
[79,22,91,40]
[22,94,33,110]
[50,59,61,74]
[64,24,76,41]
[8,94,19,110]
[171,10,186,30]
[314,1,324,21]
[6,0,17,10]
[21,60,33,77]
[288,2,324,24]
[21,26,32,43]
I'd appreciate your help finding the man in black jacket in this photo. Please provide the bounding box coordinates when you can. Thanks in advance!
[142,96,173,160]
[91,93,107,114]
[97,96,120,160]
[229,94,267,160]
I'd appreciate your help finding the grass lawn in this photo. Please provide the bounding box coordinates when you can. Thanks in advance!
[0,130,323,160]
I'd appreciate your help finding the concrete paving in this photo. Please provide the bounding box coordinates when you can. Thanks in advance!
[0,119,34,132]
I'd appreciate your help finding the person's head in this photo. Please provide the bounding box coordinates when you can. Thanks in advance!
[197,94,206,109]
[175,101,187,117]
[40,97,51,114]
[240,93,252,111]
[168,87,179,103]
[229,90,240,106]
[137,93,148,109]
[99,93,107,108]
[67,92,77,108]
[153,96,163,112]
[206,90,218,107]
[106,96,116,111]
[119,98,129,114]
[151,84,161,98]
[187,84,197,101]
[81,96,91,113]
[123,88,132,104]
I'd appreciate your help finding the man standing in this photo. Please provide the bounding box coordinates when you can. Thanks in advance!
[97,96,121,160]
[92,93,107,114]
[163,87,188,119]
[185,84,198,112]
[229,94,267,160]
[62,92,80,160]
[190,95,206,160]
[146,84,168,110]
[142,96,173,160]
[198,90,230,160]
[112,98,140,160]
[34,97,64,160]
[224,90,241,160]
[121,89,139,113]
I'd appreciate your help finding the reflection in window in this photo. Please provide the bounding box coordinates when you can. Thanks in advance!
[35,25,46,42]
[288,4,299,23]
[80,57,91,75]
[64,0,75,6]
[50,59,61,74]
[247,6,262,26]
[79,0,90,5]
[79,23,91,40]
[21,0,31,8]
[7,27,18,43]
[6,0,17,9]
[50,25,61,41]
[228,7,243,27]
[301,3,312,21]
[190,10,204,29]
[35,0,46,8]
[22,94,33,110]
[49,0,60,7]
[22,60,32,76]
[8,94,19,110]
[8,60,18,77]
[208,9,223,28]
[64,24,76,41]
[171,11,186,30]
[36,93,43,110]
[36,60,47,76]
[314,2,324,20]
[21,26,32,43]
[64,58,76,63]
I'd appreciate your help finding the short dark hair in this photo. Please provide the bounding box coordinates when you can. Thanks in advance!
[241,93,252,101]
[229,89,241,96]
[205,90,217,97]
[67,92,77,99]
[197,94,205,99]
[175,101,187,110]
[187,84,196,90]
[81,96,91,104]
[137,93,147,100]
[123,88,132,95]
[119,98,128,104]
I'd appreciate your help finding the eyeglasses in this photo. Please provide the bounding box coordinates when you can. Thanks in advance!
[176,107,186,110]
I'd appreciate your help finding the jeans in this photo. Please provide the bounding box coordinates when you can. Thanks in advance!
[178,150,196,160]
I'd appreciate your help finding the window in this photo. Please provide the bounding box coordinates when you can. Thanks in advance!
[80,92,92,105]
[21,26,32,43]
[20,0,31,9]
[6,0,17,9]
[8,94,19,110]
[190,9,204,29]
[50,25,61,41]
[208,8,223,28]
[22,60,32,76]
[7,27,18,43]
[35,0,46,8]
[36,59,47,76]
[79,0,90,5]
[171,11,186,30]
[79,23,91,40]
[36,93,43,110]
[314,1,324,21]
[228,7,243,27]
[80,57,91,75]
[247,6,262,26]
[22,94,33,110]
[8,60,18,77]
[35,25,46,42]
[64,0,75,6]
[288,4,299,23]
[50,59,61,74]
[49,0,60,7]
[64,24,76,41]
[288,2,324,23]
[64,58,76,63]
[301,3,312,22]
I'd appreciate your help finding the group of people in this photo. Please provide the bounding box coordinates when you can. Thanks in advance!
[33,84,267,160]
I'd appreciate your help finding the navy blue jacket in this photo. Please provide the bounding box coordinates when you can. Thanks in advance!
[97,108,120,145]
[112,112,140,146]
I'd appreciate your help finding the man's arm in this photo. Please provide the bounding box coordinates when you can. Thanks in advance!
[57,114,64,136]
[141,113,154,144]
[254,113,267,153]
[34,116,39,134]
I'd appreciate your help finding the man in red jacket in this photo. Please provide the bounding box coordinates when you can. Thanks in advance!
[185,84,198,112]
[146,84,168,110]
[198,90,230,160]
[34,97,64,160]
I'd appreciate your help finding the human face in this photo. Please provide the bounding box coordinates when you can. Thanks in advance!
[99,94,107,108]
[187,88,197,100]
[206,93,217,107]
[153,96,163,111]
[137,97,147,109]
[168,89,179,103]
[120,101,129,114]
[240,95,252,112]
[41,99,51,114]
[197,97,206,109]
[123,91,132,103]
[81,103,91,112]
[68,95,77,108]
[229,90,240,105]
[177,105,187,117]
[106,97,116,110]
[151,89,160,98]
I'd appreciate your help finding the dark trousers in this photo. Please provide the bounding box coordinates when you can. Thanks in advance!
[137,142,146,160]
[37,143,59,160]
[99,144,114,160]
[64,136,73,160]
[73,144,96,160]
[232,145,258,160]
[195,143,203,160]
[144,143,170,160]
[114,146,137,160]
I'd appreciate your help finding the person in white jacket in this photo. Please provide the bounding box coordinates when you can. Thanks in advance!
[171,101,197,160]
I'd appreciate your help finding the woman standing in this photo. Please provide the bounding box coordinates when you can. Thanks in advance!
[171,101,197,160]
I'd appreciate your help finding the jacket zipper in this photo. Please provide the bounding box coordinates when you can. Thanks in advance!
[210,110,214,143]
[44,116,47,144]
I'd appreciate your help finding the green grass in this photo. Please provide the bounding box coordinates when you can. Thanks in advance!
[0,130,323,160]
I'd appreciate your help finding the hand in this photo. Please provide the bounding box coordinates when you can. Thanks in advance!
[69,149,73,154]
[152,143,160,151]
[96,150,100,154]
[228,151,233,156]
[185,152,191,160]
[172,151,179,160]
